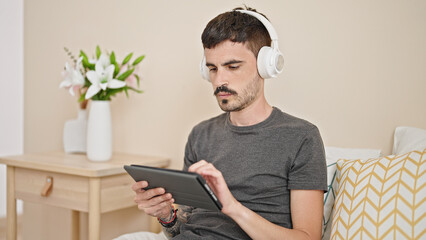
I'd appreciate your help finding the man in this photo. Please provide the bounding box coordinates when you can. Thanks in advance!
[130,7,327,240]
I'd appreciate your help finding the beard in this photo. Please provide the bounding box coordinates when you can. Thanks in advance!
[214,75,262,112]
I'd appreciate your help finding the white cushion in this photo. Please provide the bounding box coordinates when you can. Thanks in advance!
[113,231,167,240]
[393,126,426,155]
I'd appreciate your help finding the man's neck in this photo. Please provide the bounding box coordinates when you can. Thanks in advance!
[229,97,273,127]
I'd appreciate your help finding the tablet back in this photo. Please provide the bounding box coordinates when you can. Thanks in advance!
[124,165,222,211]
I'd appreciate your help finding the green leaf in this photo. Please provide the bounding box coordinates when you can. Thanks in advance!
[84,78,91,87]
[128,87,143,94]
[110,51,116,64]
[122,52,133,65]
[132,55,145,66]
[81,57,89,68]
[80,50,88,59]
[96,45,101,59]
[124,87,129,98]
[113,62,120,78]
[117,68,135,81]
[135,74,140,87]
[82,57,95,70]
[91,94,100,101]
[80,50,95,70]
[104,87,124,100]
[94,89,112,101]
[78,92,86,102]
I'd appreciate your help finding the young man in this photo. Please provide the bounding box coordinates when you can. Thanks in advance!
[131,7,327,240]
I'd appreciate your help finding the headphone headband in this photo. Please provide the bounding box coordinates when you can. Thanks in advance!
[235,10,279,44]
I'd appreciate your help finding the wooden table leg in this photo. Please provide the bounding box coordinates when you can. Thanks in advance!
[71,210,80,240]
[88,177,101,240]
[6,166,17,240]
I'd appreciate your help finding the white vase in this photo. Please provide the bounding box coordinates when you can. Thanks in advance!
[63,109,87,153]
[87,100,112,161]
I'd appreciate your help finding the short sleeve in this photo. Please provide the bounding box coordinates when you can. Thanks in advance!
[288,126,327,192]
[183,129,197,171]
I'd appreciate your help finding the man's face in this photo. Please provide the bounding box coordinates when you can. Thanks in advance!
[204,40,262,112]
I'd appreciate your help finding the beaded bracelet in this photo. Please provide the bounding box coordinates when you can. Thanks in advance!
[157,205,178,228]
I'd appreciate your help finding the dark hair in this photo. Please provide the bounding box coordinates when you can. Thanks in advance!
[201,6,271,57]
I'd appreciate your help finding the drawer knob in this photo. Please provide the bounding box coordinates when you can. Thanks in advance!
[41,176,54,197]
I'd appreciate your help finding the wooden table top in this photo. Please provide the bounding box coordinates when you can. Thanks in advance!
[0,152,170,177]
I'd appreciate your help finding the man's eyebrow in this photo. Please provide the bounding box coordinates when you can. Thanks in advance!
[222,60,244,66]
[205,60,244,67]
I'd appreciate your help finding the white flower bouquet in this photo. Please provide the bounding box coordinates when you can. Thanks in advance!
[60,46,144,106]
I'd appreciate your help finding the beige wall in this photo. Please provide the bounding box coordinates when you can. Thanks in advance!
[23,0,426,239]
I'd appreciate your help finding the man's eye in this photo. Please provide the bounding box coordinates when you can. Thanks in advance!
[228,65,239,70]
[209,68,217,72]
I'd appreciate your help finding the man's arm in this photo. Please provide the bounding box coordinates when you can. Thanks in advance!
[162,205,193,238]
[189,160,324,240]
[227,190,323,240]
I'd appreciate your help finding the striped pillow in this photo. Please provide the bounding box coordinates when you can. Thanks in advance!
[322,147,381,240]
[331,148,426,239]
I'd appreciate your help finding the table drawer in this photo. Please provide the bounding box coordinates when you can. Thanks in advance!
[100,173,136,213]
[15,168,89,212]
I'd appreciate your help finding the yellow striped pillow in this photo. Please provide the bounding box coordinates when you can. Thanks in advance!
[330,148,426,240]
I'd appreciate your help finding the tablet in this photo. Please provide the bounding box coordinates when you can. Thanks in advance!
[124,165,222,211]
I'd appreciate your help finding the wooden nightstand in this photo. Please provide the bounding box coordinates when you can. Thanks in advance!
[0,152,170,240]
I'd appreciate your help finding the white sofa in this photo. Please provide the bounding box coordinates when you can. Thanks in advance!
[115,126,426,240]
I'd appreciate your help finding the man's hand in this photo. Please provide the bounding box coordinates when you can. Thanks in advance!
[131,181,175,220]
[188,160,240,215]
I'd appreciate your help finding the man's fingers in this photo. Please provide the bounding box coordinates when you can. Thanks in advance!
[134,190,173,207]
[131,181,148,192]
[145,193,173,207]
[137,196,173,210]
[188,160,208,172]
[131,181,175,219]
[190,161,220,178]
[141,199,174,219]
[199,167,222,179]
[144,187,166,199]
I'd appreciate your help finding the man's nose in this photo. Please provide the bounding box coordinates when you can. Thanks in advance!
[211,68,229,88]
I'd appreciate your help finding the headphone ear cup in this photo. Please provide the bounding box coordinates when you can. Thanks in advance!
[200,56,210,81]
[257,46,273,79]
[257,46,284,79]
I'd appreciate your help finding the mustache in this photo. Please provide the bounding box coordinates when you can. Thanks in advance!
[214,85,237,96]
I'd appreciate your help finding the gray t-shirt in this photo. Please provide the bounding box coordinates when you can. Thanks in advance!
[174,107,327,240]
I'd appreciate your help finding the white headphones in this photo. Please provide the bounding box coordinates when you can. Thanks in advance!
[200,9,284,81]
